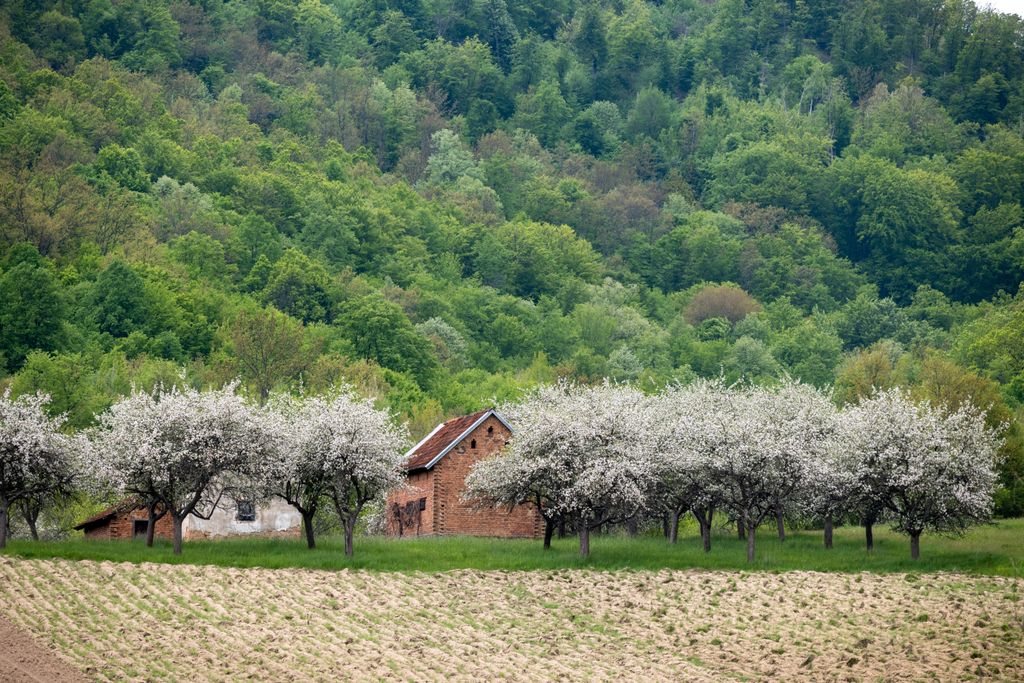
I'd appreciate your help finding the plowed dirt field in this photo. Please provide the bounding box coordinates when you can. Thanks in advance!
[0,557,1020,681]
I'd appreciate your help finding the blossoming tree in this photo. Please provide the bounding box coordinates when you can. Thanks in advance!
[264,389,408,556]
[463,430,566,549]
[258,395,327,550]
[694,381,839,562]
[800,437,859,549]
[465,382,661,557]
[649,381,726,550]
[89,384,274,555]
[0,390,76,548]
[844,389,1001,559]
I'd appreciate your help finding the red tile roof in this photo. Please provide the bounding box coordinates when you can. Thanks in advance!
[405,408,499,471]
[73,499,142,530]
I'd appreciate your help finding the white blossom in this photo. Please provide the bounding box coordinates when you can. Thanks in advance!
[0,389,76,548]
[88,383,274,554]
[264,388,408,555]
[843,388,1001,558]
[465,381,661,556]
[800,421,859,549]
[648,379,729,549]
[664,380,840,562]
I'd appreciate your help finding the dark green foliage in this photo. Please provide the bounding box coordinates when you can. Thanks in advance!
[484,0,519,72]
[91,261,154,338]
[1,0,1023,516]
[29,11,86,68]
[337,296,438,387]
[0,248,66,370]
[834,289,910,350]
[261,249,334,323]
[372,11,419,68]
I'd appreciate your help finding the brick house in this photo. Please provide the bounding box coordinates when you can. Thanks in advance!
[386,408,542,538]
[74,497,301,541]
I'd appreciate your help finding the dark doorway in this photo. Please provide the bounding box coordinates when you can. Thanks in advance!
[132,520,149,539]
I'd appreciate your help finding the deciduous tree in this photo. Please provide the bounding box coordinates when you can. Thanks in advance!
[466,382,660,557]
[0,390,76,549]
[266,390,407,555]
[649,381,727,550]
[89,384,274,555]
[225,305,321,403]
[844,389,1001,559]
[695,381,838,562]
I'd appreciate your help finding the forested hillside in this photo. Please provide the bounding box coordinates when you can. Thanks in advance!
[1,0,1022,513]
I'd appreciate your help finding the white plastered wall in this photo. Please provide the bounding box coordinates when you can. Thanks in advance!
[182,497,301,538]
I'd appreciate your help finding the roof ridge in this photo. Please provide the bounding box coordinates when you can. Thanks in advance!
[404,407,511,472]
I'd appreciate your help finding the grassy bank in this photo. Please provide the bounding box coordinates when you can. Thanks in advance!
[3,518,1022,575]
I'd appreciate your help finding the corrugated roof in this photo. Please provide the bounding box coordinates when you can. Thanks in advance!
[404,408,509,471]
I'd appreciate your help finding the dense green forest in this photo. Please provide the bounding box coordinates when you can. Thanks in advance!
[0,0,1023,514]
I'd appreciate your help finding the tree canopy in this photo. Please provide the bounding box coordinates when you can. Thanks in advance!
[1,0,1024,518]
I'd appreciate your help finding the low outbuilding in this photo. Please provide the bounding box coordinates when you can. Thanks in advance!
[74,497,301,541]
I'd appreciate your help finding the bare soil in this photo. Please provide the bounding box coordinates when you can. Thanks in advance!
[0,557,1020,681]
[0,615,87,683]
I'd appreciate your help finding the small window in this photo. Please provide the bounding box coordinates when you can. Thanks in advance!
[236,500,256,522]
[487,426,494,435]
[418,497,427,511]
[470,439,477,449]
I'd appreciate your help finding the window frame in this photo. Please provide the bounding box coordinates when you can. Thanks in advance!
[236,500,256,522]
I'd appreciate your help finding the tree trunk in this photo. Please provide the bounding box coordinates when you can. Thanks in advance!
[864,520,874,552]
[302,510,316,550]
[543,517,554,550]
[579,525,590,557]
[775,504,785,542]
[910,531,921,560]
[172,514,184,555]
[0,504,9,550]
[693,506,713,553]
[24,506,39,541]
[746,518,756,563]
[662,514,670,539]
[146,505,159,547]
[669,510,680,544]
[823,516,833,550]
[737,518,746,541]
[343,518,354,557]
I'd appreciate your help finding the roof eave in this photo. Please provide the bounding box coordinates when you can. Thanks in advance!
[403,420,447,460]
[73,515,114,531]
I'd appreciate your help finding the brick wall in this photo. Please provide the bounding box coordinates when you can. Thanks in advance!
[432,415,543,539]
[386,470,434,536]
[84,508,175,541]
